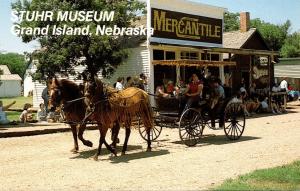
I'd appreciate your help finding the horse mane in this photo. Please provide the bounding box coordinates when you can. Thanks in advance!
[58,79,82,98]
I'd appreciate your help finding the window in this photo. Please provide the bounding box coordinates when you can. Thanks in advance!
[166,51,175,60]
[211,54,220,61]
[180,51,199,60]
[153,49,164,60]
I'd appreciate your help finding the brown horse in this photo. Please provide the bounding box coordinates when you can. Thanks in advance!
[49,78,93,152]
[84,77,153,161]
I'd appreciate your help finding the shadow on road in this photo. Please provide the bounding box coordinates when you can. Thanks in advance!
[171,135,260,146]
[109,149,170,163]
[70,144,143,159]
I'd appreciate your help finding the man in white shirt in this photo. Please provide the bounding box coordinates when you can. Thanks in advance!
[280,78,288,92]
[115,77,124,91]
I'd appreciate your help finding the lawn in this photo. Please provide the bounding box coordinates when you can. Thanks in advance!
[214,160,300,190]
[0,96,33,110]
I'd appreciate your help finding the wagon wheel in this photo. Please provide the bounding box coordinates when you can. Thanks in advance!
[179,108,203,147]
[224,103,246,140]
[138,116,162,141]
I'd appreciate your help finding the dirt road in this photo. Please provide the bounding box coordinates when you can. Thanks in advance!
[1,104,300,190]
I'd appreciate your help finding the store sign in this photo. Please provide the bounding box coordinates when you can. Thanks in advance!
[151,8,223,44]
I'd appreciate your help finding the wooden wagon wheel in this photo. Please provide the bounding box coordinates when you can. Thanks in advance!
[224,103,246,140]
[138,108,163,141]
[179,108,203,147]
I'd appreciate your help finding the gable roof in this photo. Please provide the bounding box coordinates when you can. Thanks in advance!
[0,65,22,81]
[223,28,257,49]
[0,74,22,81]
[0,65,11,74]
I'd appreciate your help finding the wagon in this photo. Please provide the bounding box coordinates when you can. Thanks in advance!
[138,93,246,147]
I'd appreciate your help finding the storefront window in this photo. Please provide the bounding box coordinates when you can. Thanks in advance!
[181,51,199,60]
[153,49,164,60]
[211,54,220,61]
[166,51,175,60]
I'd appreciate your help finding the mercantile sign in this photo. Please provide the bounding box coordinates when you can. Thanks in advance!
[151,8,223,45]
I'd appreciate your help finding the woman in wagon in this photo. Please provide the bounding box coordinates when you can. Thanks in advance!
[183,73,203,110]
[155,80,169,98]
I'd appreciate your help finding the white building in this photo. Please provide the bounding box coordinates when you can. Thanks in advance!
[0,65,22,97]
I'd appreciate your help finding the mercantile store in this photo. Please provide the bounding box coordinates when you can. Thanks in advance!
[109,0,279,102]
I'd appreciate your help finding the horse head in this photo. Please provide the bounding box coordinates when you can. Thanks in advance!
[49,78,62,110]
[49,78,81,110]
[84,76,104,111]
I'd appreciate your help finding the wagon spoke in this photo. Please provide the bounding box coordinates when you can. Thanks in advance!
[233,125,237,139]
[153,128,158,138]
[237,122,244,129]
[236,125,242,134]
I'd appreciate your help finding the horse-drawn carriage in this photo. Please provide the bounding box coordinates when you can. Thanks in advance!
[139,89,246,147]
[49,78,246,160]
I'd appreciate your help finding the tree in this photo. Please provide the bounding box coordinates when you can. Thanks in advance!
[280,32,300,58]
[251,19,291,51]
[12,0,146,80]
[224,12,239,32]
[0,69,3,86]
[0,52,27,78]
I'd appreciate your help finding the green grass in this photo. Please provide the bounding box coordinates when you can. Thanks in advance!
[6,111,21,121]
[6,111,37,121]
[214,160,300,191]
[0,96,33,110]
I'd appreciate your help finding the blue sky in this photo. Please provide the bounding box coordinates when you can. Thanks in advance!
[0,0,299,54]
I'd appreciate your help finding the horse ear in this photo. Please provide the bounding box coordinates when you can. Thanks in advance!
[52,77,59,86]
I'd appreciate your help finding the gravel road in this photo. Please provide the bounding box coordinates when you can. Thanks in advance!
[1,104,300,190]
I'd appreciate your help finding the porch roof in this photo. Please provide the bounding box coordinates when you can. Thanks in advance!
[152,59,236,67]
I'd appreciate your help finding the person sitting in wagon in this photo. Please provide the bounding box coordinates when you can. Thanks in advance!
[184,73,203,110]
[155,81,169,98]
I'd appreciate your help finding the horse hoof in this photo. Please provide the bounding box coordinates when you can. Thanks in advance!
[114,152,118,157]
[85,141,93,147]
[121,152,126,156]
[146,147,151,152]
[93,155,98,161]
[70,148,78,153]
[110,144,116,150]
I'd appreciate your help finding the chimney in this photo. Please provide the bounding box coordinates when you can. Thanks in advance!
[240,12,250,32]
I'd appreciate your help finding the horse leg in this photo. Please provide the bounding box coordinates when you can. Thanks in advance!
[121,127,131,155]
[146,127,152,152]
[70,124,79,153]
[110,122,120,149]
[78,124,93,147]
[94,126,117,161]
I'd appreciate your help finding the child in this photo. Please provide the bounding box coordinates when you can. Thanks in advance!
[19,103,32,123]
[37,103,47,121]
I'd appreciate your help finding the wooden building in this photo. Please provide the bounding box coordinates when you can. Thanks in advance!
[223,12,274,92]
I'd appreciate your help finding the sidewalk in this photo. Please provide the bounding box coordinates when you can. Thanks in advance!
[0,122,97,138]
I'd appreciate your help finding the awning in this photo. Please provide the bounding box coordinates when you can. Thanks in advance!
[152,59,236,67]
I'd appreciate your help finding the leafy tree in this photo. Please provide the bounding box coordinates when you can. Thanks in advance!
[0,52,27,78]
[280,32,300,58]
[12,0,146,80]
[251,19,291,51]
[224,12,239,32]
[224,11,291,51]
[0,69,3,86]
